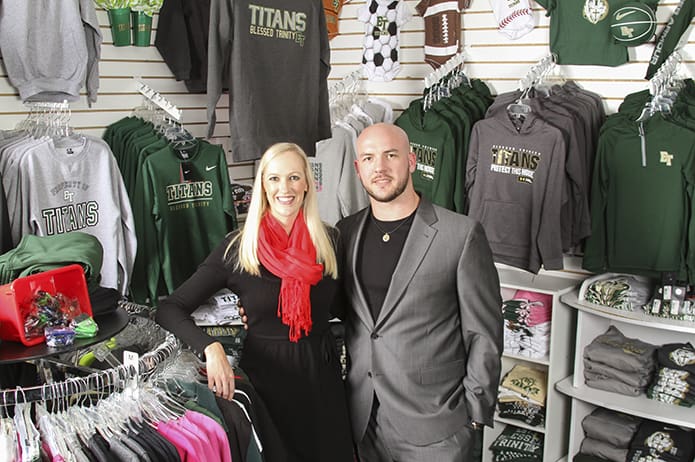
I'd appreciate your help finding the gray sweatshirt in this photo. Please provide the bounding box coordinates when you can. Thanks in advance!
[12,136,136,293]
[0,0,101,104]
[465,111,566,273]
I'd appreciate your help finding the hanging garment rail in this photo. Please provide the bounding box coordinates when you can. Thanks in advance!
[423,52,465,89]
[518,53,556,92]
[16,100,73,137]
[0,332,180,406]
[649,50,683,95]
[134,78,182,121]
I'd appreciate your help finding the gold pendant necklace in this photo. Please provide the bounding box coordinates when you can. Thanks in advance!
[371,216,409,243]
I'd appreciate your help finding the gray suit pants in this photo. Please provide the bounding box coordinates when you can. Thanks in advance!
[357,396,479,462]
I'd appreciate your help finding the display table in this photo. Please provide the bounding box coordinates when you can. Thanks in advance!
[0,308,129,364]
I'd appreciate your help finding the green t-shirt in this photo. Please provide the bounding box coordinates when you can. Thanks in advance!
[536,0,658,66]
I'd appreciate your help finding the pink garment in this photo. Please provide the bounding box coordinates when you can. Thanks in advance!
[186,410,232,462]
[513,290,553,326]
[179,413,219,462]
[157,419,203,462]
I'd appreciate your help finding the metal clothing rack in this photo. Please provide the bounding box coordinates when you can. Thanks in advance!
[0,332,181,406]
[134,78,182,121]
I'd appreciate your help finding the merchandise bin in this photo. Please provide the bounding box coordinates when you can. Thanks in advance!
[0,265,92,346]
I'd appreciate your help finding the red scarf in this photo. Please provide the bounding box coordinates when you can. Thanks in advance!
[257,210,324,342]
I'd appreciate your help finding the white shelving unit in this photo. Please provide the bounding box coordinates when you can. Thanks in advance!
[558,290,695,459]
[483,268,579,462]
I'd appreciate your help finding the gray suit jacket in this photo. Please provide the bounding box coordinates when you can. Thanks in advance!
[336,198,503,445]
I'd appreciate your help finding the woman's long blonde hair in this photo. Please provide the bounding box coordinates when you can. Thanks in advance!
[225,143,338,278]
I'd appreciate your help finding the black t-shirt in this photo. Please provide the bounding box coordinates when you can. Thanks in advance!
[357,211,415,321]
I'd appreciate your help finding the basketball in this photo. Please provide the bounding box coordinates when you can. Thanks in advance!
[610,2,657,46]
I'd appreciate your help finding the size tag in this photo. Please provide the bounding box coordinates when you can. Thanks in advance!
[123,350,140,392]
[181,162,195,182]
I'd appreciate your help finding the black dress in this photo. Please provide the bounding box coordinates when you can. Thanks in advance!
[156,233,354,462]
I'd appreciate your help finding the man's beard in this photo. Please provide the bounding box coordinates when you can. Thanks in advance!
[364,175,408,203]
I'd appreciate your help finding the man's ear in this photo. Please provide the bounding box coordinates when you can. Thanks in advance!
[408,151,417,173]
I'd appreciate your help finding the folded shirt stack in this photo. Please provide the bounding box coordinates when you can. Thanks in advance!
[503,290,553,359]
[573,407,643,462]
[580,273,653,312]
[583,325,658,396]
[191,289,242,326]
[497,364,547,427]
[647,343,695,407]
[626,420,695,462]
[489,425,544,462]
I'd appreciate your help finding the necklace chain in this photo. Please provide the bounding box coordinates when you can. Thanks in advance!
[371,215,409,243]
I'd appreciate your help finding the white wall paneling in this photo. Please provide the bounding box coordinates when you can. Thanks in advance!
[0,1,693,192]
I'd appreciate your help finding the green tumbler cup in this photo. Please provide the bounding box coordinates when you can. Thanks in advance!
[107,7,131,47]
[131,11,153,47]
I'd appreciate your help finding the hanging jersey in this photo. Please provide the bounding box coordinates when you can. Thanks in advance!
[489,0,534,40]
[324,0,345,39]
[135,140,236,301]
[416,0,466,68]
[358,0,412,82]
[535,0,658,66]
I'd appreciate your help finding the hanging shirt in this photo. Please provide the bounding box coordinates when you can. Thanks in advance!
[645,0,695,79]
[534,0,658,66]
[466,111,567,273]
[11,136,136,293]
[357,0,412,81]
[132,140,236,303]
[206,0,331,161]
[0,0,101,104]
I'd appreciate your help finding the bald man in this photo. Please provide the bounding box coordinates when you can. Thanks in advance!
[336,123,503,461]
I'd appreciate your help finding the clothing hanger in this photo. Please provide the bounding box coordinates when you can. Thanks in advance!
[507,87,533,118]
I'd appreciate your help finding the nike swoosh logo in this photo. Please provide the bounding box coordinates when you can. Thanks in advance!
[615,11,635,20]
[206,165,217,171]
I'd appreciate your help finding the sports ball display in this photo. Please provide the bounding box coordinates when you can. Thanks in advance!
[610,2,657,46]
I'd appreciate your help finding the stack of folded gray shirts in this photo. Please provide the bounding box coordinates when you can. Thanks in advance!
[647,343,695,407]
[627,420,695,462]
[583,325,658,396]
[574,407,643,462]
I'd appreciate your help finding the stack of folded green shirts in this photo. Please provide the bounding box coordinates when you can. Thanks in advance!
[647,343,695,407]
[490,425,544,461]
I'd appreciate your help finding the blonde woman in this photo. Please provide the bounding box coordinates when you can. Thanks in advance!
[156,143,354,461]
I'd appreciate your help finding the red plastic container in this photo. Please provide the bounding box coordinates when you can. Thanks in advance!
[0,265,92,346]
